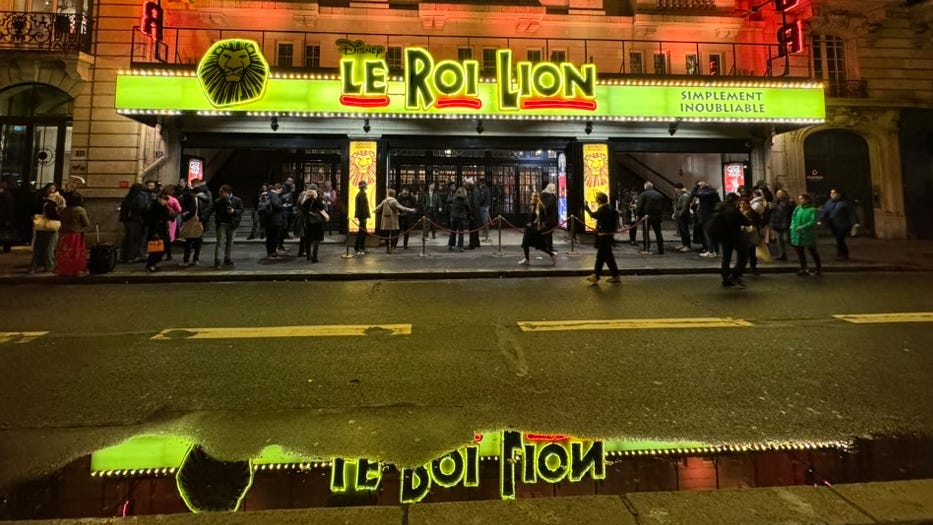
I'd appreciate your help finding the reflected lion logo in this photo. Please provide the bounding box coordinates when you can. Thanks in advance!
[197,39,269,108]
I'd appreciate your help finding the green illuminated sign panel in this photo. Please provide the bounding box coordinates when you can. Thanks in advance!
[115,42,825,122]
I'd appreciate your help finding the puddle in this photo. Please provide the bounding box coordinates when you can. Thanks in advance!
[1,431,931,519]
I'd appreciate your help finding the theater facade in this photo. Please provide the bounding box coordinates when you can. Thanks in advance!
[3,0,931,240]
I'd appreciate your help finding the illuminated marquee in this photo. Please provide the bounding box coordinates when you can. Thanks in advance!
[338,47,597,113]
[115,41,825,122]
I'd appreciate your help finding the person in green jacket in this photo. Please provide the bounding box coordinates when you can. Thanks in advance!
[789,193,822,276]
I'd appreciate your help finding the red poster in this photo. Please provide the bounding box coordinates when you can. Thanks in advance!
[723,163,745,195]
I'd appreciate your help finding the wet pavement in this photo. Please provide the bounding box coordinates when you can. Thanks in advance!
[2,230,933,523]
[1,228,932,283]
[2,431,932,521]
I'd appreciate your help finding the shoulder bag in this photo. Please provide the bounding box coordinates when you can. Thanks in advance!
[179,195,204,239]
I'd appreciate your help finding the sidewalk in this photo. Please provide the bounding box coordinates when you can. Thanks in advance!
[1,229,932,284]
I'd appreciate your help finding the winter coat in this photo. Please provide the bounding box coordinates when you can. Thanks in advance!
[539,191,559,230]
[354,189,370,220]
[119,188,148,224]
[790,204,819,247]
[375,196,416,231]
[673,190,692,218]
[449,190,470,222]
[714,202,750,245]
[182,186,212,224]
[636,188,664,220]
[261,191,286,227]
[819,198,856,232]
[770,197,795,231]
[690,186,721,221]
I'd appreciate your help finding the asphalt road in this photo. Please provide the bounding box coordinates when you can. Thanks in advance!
[1,272,932,486]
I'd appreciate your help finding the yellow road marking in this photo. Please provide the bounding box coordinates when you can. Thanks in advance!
[0,331,49,344]
[518,318,753,332]
[833,312,933,324]
[151,324,411,340]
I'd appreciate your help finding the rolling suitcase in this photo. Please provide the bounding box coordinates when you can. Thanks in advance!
[88,224,117,274]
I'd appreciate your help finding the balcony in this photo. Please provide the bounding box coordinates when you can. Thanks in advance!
[130,26,813,80]
[0,11,93,53]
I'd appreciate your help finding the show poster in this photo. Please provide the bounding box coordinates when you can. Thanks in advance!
[347,141,378,233]
[723,162,746,196]
[582,144,609,231]
[557,153,567,228]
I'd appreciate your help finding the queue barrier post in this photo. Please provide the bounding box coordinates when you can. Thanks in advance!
[567,214,580,256]
[419,216,429,258]
[493,215,505,256]
[341,221,355,259]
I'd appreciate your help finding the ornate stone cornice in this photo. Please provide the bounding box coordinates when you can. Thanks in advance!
[825,106,900,135]
[806,9,868,39]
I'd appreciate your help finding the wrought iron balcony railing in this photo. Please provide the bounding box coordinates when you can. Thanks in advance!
[0,10,93,53]
[130,26,814,80]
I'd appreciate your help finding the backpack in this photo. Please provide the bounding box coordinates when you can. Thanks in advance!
[256,192,271,217]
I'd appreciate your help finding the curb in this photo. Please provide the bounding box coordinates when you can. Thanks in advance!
[0,263,916,285]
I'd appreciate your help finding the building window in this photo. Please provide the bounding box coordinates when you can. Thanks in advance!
[305,44,321,68]
[458,47,472,61]
[550,49,566,63]
[527,49,542,62]
[482,48,497,76]
[685,54,698,75]
[387,46,403,73]
[629,52,643,74]
[653,52,667,74]
[277,42,294,67]
[811,34,847,87]
[708,54,722,76]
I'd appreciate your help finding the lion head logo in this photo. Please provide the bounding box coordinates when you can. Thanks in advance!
[197,39,270,108]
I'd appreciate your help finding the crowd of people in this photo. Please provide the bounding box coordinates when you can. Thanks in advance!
[0,171,861,280]
[351,177,495,256]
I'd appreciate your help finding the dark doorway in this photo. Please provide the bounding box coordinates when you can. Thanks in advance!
[387,148,561,225]
[804,130,874,234]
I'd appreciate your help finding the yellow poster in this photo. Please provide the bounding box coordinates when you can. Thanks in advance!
[582,143,609,231]
[347,141,378,233]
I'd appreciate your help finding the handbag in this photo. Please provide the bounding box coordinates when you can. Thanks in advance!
[178,196,204,239]
[147,238,165,254]
[319,209,330,222]
[33,214,61,232]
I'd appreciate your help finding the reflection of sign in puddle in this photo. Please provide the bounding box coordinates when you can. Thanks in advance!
[80,431,860,510]
[8,432,929,518]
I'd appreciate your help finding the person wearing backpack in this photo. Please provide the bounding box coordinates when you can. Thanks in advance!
[213,184,243,269]
[635,181,665,255]
[262,184,286,260]
[248,184,269,240]
[119,183,148,263]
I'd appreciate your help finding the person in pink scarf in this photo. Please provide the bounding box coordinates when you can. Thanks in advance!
[162,185,183,261]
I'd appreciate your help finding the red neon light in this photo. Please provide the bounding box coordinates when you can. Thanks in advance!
[524,434,570,441]
[473,433,483,442]
[436,97,483,109]
[774,0,799,12]
[339,95,391,108]
[521,99,596,111]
